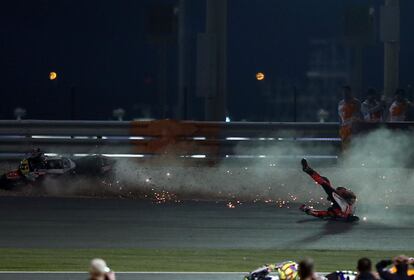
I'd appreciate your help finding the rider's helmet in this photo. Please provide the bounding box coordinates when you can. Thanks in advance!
[19,159,30,175]
[277,261,299,280]
[30,148,42,157]
[336,187,356,205]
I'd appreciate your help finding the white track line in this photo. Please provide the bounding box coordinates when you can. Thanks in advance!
[0,271,331,274]
[0,271,246,274]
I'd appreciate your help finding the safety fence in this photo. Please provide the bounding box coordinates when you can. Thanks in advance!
[0,120,413,165]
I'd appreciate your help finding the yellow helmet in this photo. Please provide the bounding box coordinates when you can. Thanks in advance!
[19,159,30,175]
[277,261,299,280]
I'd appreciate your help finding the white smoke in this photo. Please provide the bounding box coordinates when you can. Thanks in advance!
[2,127,413,225]
[109,128,414,225]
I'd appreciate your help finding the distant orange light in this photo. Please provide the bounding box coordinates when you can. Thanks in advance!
[49,72,57,80]
[256,72,265,81]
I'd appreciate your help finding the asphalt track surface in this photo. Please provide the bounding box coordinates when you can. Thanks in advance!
[0,197,413,280]
[0,272,245,280]
[0,196,413,250]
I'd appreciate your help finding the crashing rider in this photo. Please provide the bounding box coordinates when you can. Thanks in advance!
[299,158,357,219]
[27,148,47,171]
[244,261,298,280]
[18,148,47,181]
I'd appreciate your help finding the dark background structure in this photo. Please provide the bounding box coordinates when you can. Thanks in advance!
[0,0,413,121]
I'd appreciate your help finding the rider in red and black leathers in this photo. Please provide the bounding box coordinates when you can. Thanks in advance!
[300,159,356,219]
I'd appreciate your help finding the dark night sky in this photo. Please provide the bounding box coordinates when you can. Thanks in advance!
[0,0,413,120]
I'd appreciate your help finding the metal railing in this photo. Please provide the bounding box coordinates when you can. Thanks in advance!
[1,120,413,163]
[0,120,341,162]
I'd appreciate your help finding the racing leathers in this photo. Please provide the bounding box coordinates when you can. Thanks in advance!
[300,159,356,219]
[27,149,46,171]
[246,265,274,280]
[245,261,298,280]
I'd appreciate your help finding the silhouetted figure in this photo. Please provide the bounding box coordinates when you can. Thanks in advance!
[338,86,361,148]
[376,255,414,280]
[361,88,385,122]
[356,257,379,280]
[388,89,413,122]
[298,258,321,280]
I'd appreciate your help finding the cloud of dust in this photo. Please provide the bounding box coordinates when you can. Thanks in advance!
[112,128,414,223]
[112,134,334,206]
[334,129,414,224]
[3,127,409,224]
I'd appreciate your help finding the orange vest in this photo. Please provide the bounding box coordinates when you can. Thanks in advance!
[338,99,360,125]
[389,101,407,122]
[370,111,382,122]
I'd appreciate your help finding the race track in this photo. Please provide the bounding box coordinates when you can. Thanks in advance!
[0,196,412,250]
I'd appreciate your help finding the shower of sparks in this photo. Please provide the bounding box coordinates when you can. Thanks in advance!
[153,190,180,204]
[227,202,236,209]
[226,200,243,209]
[289,193,298,201]
[96,166,344,210]
[275,199,289,208]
